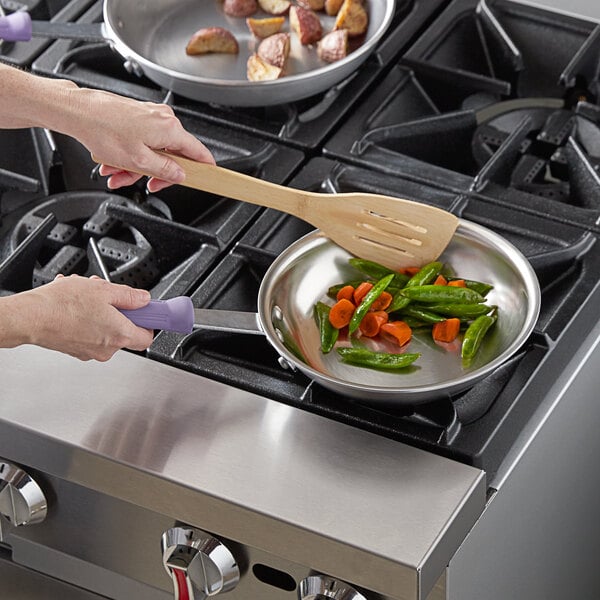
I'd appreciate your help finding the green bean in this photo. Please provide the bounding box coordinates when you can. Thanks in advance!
[425,303,494,318]
[348,273,395,334]
[314,302,339,353]
[349,258,410,288]
[461,310,498,361]
[400,285,485,304]
[337,348,421,370]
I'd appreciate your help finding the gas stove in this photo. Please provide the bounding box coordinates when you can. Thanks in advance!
[1,1,600,600]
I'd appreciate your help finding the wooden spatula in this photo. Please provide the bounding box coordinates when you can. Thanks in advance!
[117,153,459,269]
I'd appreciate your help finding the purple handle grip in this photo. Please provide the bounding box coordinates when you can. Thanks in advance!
[119,297,194,334]
[0,12,33,42]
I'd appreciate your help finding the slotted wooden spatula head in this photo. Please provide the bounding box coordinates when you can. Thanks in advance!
[305,191,459,269]
[103,152,459,269]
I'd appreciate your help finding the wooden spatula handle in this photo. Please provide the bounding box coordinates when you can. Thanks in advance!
[161,152,314,221]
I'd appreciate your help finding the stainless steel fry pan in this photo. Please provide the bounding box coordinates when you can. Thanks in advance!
[0,0,396,106]
[121,220,541,406]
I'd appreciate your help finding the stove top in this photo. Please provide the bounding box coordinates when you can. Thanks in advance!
[2,0,600,481]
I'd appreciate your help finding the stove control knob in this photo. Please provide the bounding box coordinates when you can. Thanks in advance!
[298,575,368,600]
[0,461,47,526]
[161,526,239,599]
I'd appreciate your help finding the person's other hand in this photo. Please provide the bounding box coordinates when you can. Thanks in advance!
[67,88,215,192]
[17,274,154,362]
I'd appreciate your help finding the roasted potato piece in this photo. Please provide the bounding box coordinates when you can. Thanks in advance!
[289,5,323,45]
[223,0,258,17]
[297,0,326,11]
[334,0,368,37]
[246,16,286,38]
[257,32,291,69]
[257,0,291,15]
[247,53,283,81]
[186,27,239,55]
[324,0,344,16]
[317,29,348,62]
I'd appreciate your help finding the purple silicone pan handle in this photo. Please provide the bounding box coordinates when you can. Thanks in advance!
[119,297,194,334]
[0,12,33,42]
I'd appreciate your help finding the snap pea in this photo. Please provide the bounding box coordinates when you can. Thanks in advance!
[386,261,443,313]
[425,303,494,318]
[450,278,494,296]
[348,273,395,334]
[399,306,446,324]
[314,302,339,353]
[461,310,498,361]
[349,258,410,288]
[337,347,421,370]
[400,285,485,304]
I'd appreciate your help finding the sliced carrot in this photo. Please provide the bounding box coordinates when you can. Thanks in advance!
[359,310,389,337]
[336,284,355,303]
[432,318,461,343]
[398,266,420,276]
[353,281,373,305]
[380,321,412,347]
[448,279,466,287]
[328,299,355,329]
[433,274,447,286]
[369,290,393,311]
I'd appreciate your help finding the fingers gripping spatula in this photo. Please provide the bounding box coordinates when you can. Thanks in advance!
[108,152,459,270]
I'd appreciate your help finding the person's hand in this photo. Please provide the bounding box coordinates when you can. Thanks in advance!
[11,275,154,362]
[66,87,215,192]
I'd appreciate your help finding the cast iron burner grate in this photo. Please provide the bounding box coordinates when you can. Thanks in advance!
[325,0,600,231]
[148,157,600,479]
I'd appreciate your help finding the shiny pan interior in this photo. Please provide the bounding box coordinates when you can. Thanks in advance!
[258,221,541,404]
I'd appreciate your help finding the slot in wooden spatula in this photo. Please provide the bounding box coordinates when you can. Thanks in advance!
[118,153,459,269]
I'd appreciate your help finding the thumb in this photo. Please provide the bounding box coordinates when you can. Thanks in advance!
[108,283,151,310]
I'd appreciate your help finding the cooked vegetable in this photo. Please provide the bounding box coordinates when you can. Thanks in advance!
[328,280,366,298]
[358,310,388,337]
[290,5,323,45]
[257,0,291,14]
[247,53,283,81]
[314,301,339,353]
[380,320,412,347]
[257,33,291,69]
[432,318,461,343]
[349,258,410,286]
[452,278,494,296]
[433,274,447,286]
[317,29,349,63]
[224,0,258,17]
[447,279,466,287]
[334,0,368,37]
[461,311,498,361]
[387,261,443,313]
[353,281,373,305]
[399,306,446,324]
[328,298,355,329]
[348,274,394,334]
[400,285,485,304]
[246,16,286,38]
[426,303,494,319]
[369,290,392,311]
[337,348,420,370]
[186,27,239,55]
[336,284,355,303]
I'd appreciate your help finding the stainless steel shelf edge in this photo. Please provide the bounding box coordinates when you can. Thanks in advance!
[0,345,485,600]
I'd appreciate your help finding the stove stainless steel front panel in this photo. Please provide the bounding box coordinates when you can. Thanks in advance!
[0,345,485,600]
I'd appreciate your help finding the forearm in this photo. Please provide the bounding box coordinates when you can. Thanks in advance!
[0,293,36,348]
[0,62,82,132]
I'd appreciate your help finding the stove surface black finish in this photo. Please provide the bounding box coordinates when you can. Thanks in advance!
[30,0,449,150]
[325,0,600,231]
[0,126,304,298]
[148,156,600,479]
